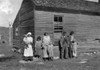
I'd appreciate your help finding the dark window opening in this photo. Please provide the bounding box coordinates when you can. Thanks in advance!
[54,15,63,22]
[59,17,62,22]
[54,27,63,30]
[54,16,58,22]
[54,25,63,33]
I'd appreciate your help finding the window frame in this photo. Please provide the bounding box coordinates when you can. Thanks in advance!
[54,15,63,33]
[54,15,63,22]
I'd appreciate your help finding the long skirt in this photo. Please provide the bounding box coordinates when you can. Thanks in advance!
[48,44,54,58]
[42,45,48,58]
[24,44,33,57]
[35,47,42,58]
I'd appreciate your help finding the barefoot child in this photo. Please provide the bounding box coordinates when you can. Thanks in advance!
[48,43,54,61]
[72,41,78,57]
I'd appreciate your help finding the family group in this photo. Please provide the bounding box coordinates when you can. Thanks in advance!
[22,31,78,62]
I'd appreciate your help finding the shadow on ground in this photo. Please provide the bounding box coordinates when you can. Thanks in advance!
[0,56,16,62]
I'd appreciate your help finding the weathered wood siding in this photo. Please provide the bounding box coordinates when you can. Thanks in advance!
[13,0,34,48]
[63,14,100,42]
[13,13,21,48]
[35,10,100,43]
[35,10,53,41]
[19,0,34,27]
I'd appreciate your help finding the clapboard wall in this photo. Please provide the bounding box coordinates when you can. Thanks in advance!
[35,10,100,42]
[35,10,53,41]
[63,13,100,42]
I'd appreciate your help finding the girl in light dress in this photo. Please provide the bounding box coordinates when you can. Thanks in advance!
[42,32,54,61]
[72,41,78,57]
[69,31,78,58]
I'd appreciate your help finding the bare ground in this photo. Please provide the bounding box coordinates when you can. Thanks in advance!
[0,44,100,70]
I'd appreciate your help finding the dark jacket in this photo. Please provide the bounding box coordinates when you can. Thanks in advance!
[59,35,70,48]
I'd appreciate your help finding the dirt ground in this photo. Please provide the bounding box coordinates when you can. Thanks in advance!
[0,45,100,70]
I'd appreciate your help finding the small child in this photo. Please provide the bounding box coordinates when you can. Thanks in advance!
[35,36,42,58]
[72,41,78,57]
[48,43,54,61]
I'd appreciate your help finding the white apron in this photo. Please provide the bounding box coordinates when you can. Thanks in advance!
[24,44,33,57]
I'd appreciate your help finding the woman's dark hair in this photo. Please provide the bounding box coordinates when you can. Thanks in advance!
[37,36,41,41]
[44,32,48,36]
[70,31,74,35]
[72,41,75,43]
[62,31,66,36]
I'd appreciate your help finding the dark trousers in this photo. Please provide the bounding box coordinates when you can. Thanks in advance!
[59,46,68,59]
[68,46,73,58]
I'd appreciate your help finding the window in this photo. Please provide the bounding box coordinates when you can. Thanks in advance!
[54,15,63,33]
[54,26,63,33]
[54,15,63,22]
[15,27,19,36]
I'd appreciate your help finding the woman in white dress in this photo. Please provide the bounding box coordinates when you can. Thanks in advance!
[23,32,33,61]
[42,32,54,61]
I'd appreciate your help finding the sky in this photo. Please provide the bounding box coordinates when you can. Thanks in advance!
[0,0,23,27]
[0,0,99,27]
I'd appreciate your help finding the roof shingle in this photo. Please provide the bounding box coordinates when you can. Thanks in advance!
[32,0,100,13]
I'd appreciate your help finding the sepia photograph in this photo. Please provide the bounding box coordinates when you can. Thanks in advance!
[0,0,100,70]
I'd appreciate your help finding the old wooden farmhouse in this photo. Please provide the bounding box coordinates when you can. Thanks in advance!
[13,0,100,48]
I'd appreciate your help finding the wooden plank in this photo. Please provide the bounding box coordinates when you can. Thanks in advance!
[35,27,53,31]
[35,23,53,27]
[20,11,33,22]
[21,19,34,26]
[63,13,100,41]
[20,8,33,16]
[19,0,33,16]
[21,0,33,11]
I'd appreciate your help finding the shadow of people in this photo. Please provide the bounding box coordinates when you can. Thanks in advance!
[0,56,16,62]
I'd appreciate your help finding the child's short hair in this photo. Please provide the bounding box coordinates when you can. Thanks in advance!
[44,32,48,36]
[37,36,41,41]
[70,31,74,35]
[72,41,75,43]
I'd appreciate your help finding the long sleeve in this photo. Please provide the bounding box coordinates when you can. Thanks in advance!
[59,36,63,47]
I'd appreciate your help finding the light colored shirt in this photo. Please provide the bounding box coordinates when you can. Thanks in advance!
[23,36,33,44]
[70,35,75,42]
[43,35,51,45]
